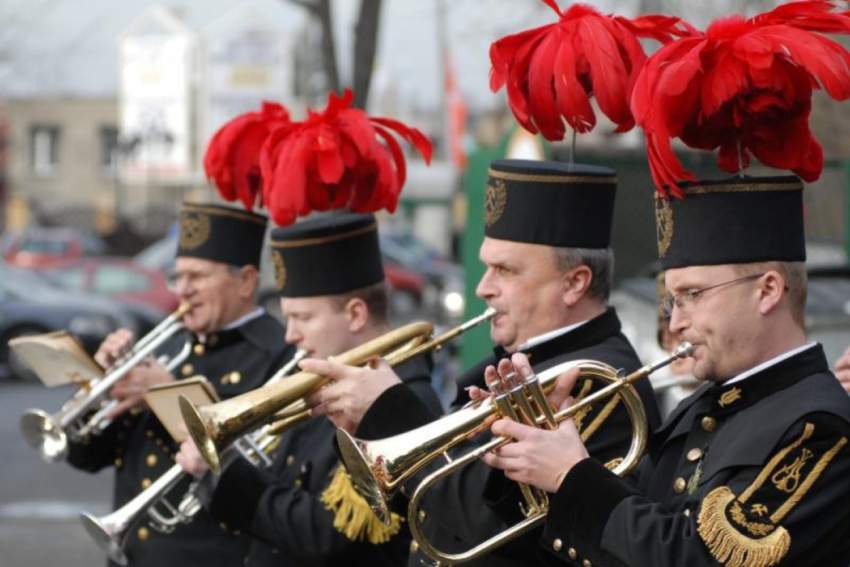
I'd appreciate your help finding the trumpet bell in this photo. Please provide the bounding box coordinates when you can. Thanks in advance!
[179,396,224,474]
[19,409,68,462]
[79,511,129,566]
[338,433,392,523]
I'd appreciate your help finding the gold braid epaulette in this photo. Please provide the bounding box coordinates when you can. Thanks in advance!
[321,466,403,544]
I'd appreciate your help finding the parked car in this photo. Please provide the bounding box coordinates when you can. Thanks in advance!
[134,229,430,323]
[2,227,108,268]
[35,257,179,316]
[0,263,158,381]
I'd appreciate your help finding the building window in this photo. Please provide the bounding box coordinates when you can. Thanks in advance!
[98,126,119,176]
[30,125,61,177]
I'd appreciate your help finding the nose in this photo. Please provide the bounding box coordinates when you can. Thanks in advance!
[476,269,496,300]
[285,323,302,345]
[668,304,687,336]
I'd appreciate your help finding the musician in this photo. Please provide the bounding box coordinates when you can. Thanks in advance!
[302,160,663,566]
[485,178,850,567]
[832,346,850,393]
[67,202,293,567]
[175,213,442,567]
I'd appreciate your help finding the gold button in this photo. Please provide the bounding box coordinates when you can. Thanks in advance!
[155,438,164,447]
[701,416,716,432]
[145,430,154,438]
[219,522,229,531]
[293,479,303,488]
[193,343,205,356]
[583,560,593,567]
[208,334,219,347]
[114,458,123,468]
[673,478,687,493]
[137,527,149,541]
[410,541,419,554]
[684,509,691,517]
[568,548,578,560]
[181,363,194,376]
[146,454,158,467]
[286,455,295,466]
[687,448,703,462]
[230,372,241,384]
[141,478,152,489]
[301,464,308,474]
[418,510,426,522]
[553,538,563,552]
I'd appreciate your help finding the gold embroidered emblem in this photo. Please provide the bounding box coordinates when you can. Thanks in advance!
[687,465,702,495]
[272,250,287,290]
[604,457,624,471]
[572,405,592,432]
[771,448,813,493]
[697,423,848,567]
[180,212,211,250]
[484,179,507,227]
[718,387,743,408]
[655,198,674,258]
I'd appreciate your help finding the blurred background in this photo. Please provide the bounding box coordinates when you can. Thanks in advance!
[1,0,850,565]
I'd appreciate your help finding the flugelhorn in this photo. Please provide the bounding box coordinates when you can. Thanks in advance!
[181,308,498,474]
[79,349,307,566]
[337,343,694,564]
[19,302,194,463]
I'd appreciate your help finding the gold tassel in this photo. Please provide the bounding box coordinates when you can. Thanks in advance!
[697,486,790,567]
[321,466,404,544]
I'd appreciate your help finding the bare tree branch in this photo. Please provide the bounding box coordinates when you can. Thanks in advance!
[352,0,383,109]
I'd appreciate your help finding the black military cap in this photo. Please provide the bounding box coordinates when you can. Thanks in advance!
[270,213,385,297]
[177,202,268,268]
[484,159,617,248]
[656,176,806,270]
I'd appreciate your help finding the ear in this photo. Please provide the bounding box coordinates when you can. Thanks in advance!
[237,266,259,299]
[562,265,593,307]
[344,297,370,333]
[756,270,785,316]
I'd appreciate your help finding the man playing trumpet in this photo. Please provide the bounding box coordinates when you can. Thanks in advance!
[67,202,293,567]
[175,213,442,567]
[302,159,663,566]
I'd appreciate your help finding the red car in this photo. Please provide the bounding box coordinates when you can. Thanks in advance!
[35,257,179,315]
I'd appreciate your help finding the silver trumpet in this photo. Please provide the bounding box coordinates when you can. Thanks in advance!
[79,349,307,565]
[19,302,194,463]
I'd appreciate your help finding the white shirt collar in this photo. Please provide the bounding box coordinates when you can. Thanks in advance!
[198,307,265,342]
[723,342,817,386]
[518,320,590,351]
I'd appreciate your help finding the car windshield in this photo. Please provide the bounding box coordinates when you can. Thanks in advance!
[18,239,69,254]
[0,263,61,295]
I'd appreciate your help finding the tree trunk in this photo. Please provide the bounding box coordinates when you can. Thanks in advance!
[352,0,383,109]
[317,0,341,95]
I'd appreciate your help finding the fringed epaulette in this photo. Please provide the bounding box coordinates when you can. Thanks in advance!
[321,465,404,544]
[572,377,622,443]
[697,422,848,567]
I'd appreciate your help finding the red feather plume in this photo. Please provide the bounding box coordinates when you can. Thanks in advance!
[203,101,290,211]
[260,89,433,227]
[489,1,696,141]
[632,0,850,198]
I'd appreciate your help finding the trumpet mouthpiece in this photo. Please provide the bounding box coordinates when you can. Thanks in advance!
[675,342,695,358]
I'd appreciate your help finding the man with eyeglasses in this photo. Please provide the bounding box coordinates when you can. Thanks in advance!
[484,177,850,567]
[66,202,293,567]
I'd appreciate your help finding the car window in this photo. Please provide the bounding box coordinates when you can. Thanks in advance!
[47,267,87,290]
[92,266,151,294]
[18,239,69,254]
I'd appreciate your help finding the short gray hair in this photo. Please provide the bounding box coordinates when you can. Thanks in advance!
[552,247,615,302]
[733,261,807,327]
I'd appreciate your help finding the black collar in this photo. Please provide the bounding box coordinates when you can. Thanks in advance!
[707,345,828,417]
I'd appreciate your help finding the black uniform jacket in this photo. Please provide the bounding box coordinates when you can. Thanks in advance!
[207,354,441,567]
[355,308,662,567]
[67,312,291,567]
[542,344,850,567]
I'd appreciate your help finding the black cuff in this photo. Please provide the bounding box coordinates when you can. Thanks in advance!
[543,458,638,552]
[355,383,439,440]
[209,458,274,531]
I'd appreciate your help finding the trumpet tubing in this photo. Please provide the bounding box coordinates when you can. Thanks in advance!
[19,302,194,463]
[337,342,695,547]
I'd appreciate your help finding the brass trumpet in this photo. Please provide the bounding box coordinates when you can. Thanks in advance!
[180,308,497,474]
[19,302,194,463]
[78,349,307,566]
[337,343,694,565]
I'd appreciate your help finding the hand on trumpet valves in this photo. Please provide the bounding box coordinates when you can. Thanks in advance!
[481,353,589,493]
[175,435,210,478]
[94,328,135,368]
[107,358,175,419]
[834,346,850,394]
[300,356,402,434]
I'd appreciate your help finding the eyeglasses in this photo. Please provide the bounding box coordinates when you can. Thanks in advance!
[167,268,217,291]
[660,273,765,318]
